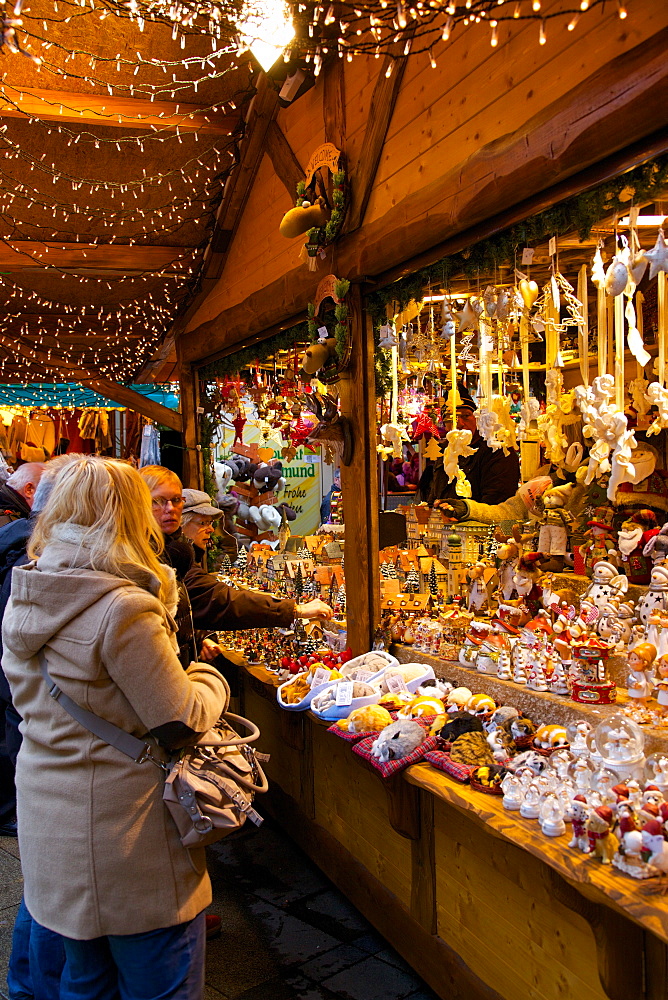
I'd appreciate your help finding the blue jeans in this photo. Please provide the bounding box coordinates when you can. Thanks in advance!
[7,897,66,1000]
[59,910,206,1000]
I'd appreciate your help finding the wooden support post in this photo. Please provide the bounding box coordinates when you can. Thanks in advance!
[411,790,437,933]
[339,285,380,654]
[179,367,201,488]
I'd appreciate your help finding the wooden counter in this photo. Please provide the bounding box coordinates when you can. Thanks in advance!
[239,662,668,1000]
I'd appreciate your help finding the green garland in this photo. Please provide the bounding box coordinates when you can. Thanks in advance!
[198,320,310,379]
[367,153,668,323]
[297,169,347,258]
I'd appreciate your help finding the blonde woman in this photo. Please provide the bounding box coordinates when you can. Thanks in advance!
[2,457,228,1000]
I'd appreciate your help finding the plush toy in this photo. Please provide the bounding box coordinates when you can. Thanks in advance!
[252,462,286,495]
[249,504,282,533]
[279,197,328,239]
[340,705,393,734]
[370,720,426,763]
[301,338,338,376]
[533,483,575,573]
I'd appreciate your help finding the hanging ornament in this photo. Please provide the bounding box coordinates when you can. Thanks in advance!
[644,228,668,281]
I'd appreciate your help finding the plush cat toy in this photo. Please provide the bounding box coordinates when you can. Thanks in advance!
[370,720,426,763]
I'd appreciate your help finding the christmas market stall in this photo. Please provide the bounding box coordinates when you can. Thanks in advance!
[169,3,668,999]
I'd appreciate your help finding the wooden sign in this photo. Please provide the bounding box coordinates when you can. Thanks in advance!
[304,143,341,187]
[314,274,344,313]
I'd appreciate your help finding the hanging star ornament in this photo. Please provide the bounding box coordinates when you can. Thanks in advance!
[644,228,668,281]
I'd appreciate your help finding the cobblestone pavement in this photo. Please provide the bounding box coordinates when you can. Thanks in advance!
[0,821,438,1000]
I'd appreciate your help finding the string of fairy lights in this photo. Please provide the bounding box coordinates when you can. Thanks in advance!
[0,0,635,395]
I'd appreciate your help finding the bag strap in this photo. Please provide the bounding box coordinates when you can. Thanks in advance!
[38,651,167,770]
[196,712,260,748]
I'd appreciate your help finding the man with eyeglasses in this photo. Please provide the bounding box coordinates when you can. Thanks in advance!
[140,467,332,670]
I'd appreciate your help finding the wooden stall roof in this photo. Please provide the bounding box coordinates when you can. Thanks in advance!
[178,0,668,369]
[0,0,256,421]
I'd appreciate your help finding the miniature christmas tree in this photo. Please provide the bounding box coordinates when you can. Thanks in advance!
[428,560,438,597]
[303,635,318,656]
[386,561,398,580]
[381,562,391,579]
[496,649,512,680]
[221,553,232,572]
[513,653,528,685]
[295,563,304,600]
[549,658,570,696]
[337,584,346,611]
[235,547,247,571]
[405,568,420,593]
[298,546,310,560]
[527,653,549,692]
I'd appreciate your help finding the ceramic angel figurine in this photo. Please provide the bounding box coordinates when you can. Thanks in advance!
[627,643,657,707]
[645,382,668,437]
[441,429,477,484]
[654,654,668,717]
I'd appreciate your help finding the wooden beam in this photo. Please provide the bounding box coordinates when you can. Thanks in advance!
[339,285,380,654]
[322,56,346,150]
[180,26,668,367]
[0,334,182,430]
[0,86,234,134]
[345,48,410,233]
[136,73,281,383]
[178,367,201,487]
[0,241,195,273]
[206,73,280,279]
[264,119,304,200]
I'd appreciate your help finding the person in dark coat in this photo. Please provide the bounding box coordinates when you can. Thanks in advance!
[417,388,520,507]
[139,467,332,668]
[0,463,45,529]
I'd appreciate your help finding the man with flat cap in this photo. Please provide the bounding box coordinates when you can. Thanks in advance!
[417,385,520,509]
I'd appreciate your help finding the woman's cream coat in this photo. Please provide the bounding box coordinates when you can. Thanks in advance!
[2,529,227,939]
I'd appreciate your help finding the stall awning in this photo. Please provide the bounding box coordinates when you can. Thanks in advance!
[0,383,179,411]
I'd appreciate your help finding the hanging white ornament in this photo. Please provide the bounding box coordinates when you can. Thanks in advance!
[644,228,668,281]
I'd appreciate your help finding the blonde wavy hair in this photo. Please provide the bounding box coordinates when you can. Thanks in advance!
[29,457,172,602]
[138,465,182,494]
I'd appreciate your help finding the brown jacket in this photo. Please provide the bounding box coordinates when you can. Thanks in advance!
[2,526,227,939]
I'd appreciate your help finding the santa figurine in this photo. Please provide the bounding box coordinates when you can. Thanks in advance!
[579,507,617,578]
[617,509,659,584]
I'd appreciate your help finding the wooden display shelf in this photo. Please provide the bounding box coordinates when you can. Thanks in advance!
[393,644,668,757]
[238,658,668,1000]
[405,763,668,945]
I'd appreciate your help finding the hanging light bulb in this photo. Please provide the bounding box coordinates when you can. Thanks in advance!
[617,0,627,17]
[567,11,580,28]
[441,14,453,38]
[539,18,546,43]
[490,20,498,45]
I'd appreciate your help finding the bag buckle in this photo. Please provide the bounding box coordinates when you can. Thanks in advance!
[136,743,169,772]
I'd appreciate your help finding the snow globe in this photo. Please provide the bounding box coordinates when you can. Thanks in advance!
[548,748,574,781]
[567,720,593,758]
[593,714,645,783]
[539,792,566,837]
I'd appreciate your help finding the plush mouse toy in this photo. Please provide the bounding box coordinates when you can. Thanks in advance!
[252,462,286,494]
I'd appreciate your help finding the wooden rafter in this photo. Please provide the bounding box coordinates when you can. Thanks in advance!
[0,87,234,134]
[345,48,410,233]
[323,57,346,150]
[0,241,195,273]
[265,119,303,199]
[136,73,280,382]
[0,334,182,430]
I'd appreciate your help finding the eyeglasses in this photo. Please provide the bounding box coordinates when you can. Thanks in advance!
[151,496,185,509]
[189,515,219,527]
